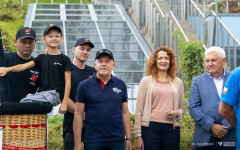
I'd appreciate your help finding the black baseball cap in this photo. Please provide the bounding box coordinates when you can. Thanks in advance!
[43,24,62,36]
[16,27,36,40]
[74,38,94,48]
[95,49,114,61]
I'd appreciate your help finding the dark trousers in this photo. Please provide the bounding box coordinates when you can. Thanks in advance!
[63,127,85,150]
[142,122,180,150]
[84,141,125,150]
[63,131,74,150]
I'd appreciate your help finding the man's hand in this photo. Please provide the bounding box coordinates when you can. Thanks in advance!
[210,124,228,138]
[0,67,9,77]
[125,140,133,150]
[166,110,179,120]
[59,101,67,114]
[74,143,84,150]
[136,136,144,150]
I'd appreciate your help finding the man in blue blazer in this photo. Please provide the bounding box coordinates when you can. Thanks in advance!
[189,46,236,150]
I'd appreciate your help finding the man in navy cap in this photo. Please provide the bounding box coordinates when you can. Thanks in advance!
[74,49,133,150]
[0,27,39,102]
[63,38,95,150]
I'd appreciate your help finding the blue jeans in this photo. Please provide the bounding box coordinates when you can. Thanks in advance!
[84,141,125,150]
[142,122,180,150]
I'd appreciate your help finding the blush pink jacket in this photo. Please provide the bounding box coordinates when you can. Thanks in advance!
[134,75,185,137]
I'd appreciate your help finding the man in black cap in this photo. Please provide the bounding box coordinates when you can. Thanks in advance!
[0,27,39,102]
[74,49,133,150]
[63,38,95,150]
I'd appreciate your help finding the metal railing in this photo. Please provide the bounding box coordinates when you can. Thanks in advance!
[20,0,106,5]
[166,0,240,70]
[123,0,189,52]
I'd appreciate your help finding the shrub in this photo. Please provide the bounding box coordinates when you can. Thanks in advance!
[48,114,64,150]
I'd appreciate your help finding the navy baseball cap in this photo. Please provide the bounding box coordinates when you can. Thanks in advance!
[95,49,114,61]
[43,24,62,36]
[74,38,94,48]
[16,27,36,40]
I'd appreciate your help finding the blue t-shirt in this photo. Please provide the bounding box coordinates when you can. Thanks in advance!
[221,66,240,149]
[75,74,128,143]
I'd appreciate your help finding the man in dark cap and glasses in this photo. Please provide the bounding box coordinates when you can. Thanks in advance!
[74,49,133,150]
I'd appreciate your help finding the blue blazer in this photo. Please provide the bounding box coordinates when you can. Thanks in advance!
[189,71,236,147]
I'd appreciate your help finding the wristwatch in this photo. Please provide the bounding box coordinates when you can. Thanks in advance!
[125,137,133,142]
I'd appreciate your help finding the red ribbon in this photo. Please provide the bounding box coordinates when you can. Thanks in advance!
[3,144,47,150]
[10,125,18,128]
[32,124,40,127]
[0,125,5,128]
[20,125,31,128]
[40,123,46,127]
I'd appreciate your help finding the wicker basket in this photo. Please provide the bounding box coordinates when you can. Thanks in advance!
[0,114,47,150]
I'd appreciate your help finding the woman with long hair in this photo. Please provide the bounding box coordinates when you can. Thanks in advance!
[134,46,185,150]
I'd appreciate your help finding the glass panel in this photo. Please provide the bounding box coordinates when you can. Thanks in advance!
[66,16,92,20]
[32,21,63,27]
[65,5,88,9]
[95,11,119,15]
[127,84,139,98]
[98,21,128,28]
[114,72,145,83]
[128,98,137,114]
[35,16,60,20]
[88,51,146,61]
[100,28,131,35]
[66,42,102,51]
[104,43,141,50]
[85,61,146,70]
[66,11,90,14]
[65,21,95,28]
[97,16,123,21]
[66,35,100,42]
[93,5,115,9]
[37,4,60,9]
[36,10,60,14]
[101,35,136,42]
[65,28,97,34]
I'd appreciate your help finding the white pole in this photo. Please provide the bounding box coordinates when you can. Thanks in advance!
[21,0,23,6]
[0,127,2,150]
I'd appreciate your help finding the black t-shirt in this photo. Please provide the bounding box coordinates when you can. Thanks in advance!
[63,64,95,133]
[0,52,40,102]
[33,53,73,99]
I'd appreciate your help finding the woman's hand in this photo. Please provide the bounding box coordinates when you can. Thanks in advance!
[166,110,179,120]
[136,136,144,150]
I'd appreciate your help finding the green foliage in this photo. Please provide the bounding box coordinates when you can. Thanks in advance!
[177,33,205,95]
[130,114,137,150]
[0,0,28,51]
[180,101,195,150]
[172,29,205,149]
[209,2,225,13]
[48,114,64,150]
